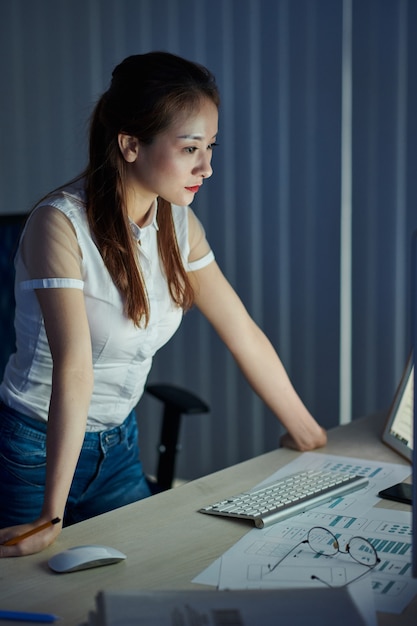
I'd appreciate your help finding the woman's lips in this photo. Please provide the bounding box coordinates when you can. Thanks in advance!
[185,185,200,193]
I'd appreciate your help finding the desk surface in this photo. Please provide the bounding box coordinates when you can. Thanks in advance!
[1,413,414,625]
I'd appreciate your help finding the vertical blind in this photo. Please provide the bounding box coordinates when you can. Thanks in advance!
[0,0,416,480]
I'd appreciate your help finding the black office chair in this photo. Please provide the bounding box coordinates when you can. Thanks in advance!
[0,213,209,492]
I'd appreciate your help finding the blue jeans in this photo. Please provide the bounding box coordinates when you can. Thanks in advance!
[0,403,152,528]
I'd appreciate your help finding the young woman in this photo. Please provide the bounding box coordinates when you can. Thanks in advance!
[0,51,326,557]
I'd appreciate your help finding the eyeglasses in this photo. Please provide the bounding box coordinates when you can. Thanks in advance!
[267,525,380,588]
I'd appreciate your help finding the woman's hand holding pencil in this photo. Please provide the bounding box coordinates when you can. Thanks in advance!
[0,517,62,557]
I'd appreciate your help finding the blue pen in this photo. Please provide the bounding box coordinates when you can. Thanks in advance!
[0,611,60,623]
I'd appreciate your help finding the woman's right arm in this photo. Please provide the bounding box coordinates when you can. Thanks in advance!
[0,287,94,556]
[0,207,94,556]
[40,286,94,530]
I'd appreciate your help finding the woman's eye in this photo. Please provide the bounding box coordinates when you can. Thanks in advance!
[208,142,219,150]
[184,146,198,154]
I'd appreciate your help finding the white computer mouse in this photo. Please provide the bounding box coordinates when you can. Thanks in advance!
[48,544,127,573]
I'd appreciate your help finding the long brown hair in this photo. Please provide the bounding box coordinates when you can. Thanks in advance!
[85,51,220,326]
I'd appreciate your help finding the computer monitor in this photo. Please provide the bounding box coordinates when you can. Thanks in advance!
[382,353,413,462]
[412,232,417,577]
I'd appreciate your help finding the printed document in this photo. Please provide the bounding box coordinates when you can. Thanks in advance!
[194,452,414,617]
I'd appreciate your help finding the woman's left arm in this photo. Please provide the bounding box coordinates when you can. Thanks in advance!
[189,261,327,451]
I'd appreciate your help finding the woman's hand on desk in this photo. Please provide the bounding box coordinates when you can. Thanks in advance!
[280,425,327,452]
[0,516,62,557]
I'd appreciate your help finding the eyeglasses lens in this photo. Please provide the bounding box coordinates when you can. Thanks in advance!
[347,537,378,566]
[307,527,339,556]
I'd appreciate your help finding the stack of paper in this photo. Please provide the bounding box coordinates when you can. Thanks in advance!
[83,588,365,625]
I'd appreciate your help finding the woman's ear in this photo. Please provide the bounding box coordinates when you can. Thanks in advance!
[118,133,139,162]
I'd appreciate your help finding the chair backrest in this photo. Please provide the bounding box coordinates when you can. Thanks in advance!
[0,214,28,379]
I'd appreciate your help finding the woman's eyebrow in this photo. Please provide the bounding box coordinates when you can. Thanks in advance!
[177,134,204,140]
[177,133,218,140]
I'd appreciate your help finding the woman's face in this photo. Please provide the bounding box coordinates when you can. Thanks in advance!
[123,97,219,212]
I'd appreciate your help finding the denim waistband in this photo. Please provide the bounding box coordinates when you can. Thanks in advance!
[0,402,135,450]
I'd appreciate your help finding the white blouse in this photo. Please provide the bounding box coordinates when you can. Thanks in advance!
[0,180,214,431]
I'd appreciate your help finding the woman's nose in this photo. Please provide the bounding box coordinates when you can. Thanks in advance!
[196,152,213,179]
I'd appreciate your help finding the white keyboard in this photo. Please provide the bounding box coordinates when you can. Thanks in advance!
[199,469,368,528]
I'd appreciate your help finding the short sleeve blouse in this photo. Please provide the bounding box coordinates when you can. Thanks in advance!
[0,180,214,430]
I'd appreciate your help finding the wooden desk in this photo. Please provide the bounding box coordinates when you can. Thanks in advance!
[1,413,414,625]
